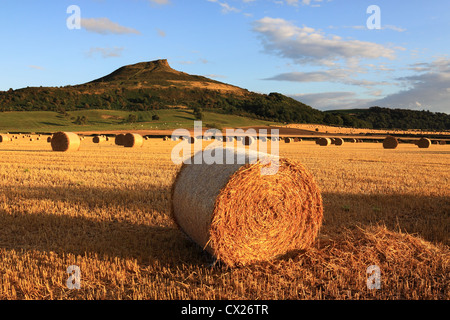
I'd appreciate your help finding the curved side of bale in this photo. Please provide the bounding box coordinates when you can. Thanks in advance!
[284,137,292,143]
[115,134,126,146]
[383,136,399,149]
[0,135,10,143]
[417,138,431,149]
[317,138,331,146]
[171,147,323,267]
[123,133,144,148]
[334,138,344,146]
[51,132,81,152]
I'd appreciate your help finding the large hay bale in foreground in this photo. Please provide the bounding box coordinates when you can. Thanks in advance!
[171,147,323,267]
[0,135,10,143]
[317,138,331,146]
[115,134,126,146]
[383,136,399,149]
[123,133,144,148]
[51,132,81,152]
[417,138,431,149]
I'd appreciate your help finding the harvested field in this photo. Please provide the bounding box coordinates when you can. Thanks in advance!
[0,137,448,300]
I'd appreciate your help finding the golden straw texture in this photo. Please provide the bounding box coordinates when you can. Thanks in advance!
[171,147,323,267]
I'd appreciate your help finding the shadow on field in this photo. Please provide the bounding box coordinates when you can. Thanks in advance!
[0,184,211,266]
[321,192,449,246]
[0,184,447,267]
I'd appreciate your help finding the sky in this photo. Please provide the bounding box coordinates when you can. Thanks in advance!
[0,0,449,113]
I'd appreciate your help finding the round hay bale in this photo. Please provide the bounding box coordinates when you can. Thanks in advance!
[383,136,399,149]
[171,147,323,267]
[417,138,431,149]
[0,135,10,143]
[47,137,52,143]
[349,138,357,143]
[439,140,446,145]
[123,133,144,148]
[115,134,126,146]
[317,138,331,146]
[284,137,292,143]
[242,136,255,146]
[334,138,344,146]
[51,132,81,152]
[93,136,106,144]
[186,137,197,144]
[163,136,169,141]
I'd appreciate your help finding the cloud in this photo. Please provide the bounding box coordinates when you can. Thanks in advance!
[149,0,170,4]
[367,58,450,113]
[291,92,373,110]
[81,18,141,35]
[253,17,397,66]
[86,47,124,58]
[207,0,240,13]
[29,65,44,70]
[264,69,389,88]
[156,28,166,37]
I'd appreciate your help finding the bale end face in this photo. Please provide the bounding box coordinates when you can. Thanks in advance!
[171,148,323,267]
[383,136,399,149]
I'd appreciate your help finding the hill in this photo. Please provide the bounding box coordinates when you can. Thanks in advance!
[0,59,322,124]
[0,59,448,131]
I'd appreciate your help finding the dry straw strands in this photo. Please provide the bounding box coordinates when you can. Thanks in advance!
[50,132,81,152]
[417,138,431,149]
[123,133,144,148]
[383,136,399,149]
[171,147,323,267]
[317,138,331,146]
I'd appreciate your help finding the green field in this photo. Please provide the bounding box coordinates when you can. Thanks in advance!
[0,109,280,133]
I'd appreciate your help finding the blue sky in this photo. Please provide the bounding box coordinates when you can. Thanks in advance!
[1,0,449,113]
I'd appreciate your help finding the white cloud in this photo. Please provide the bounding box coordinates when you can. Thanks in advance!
[253,17,397,66]
[367,58,450,113]
[81,18,141,35]
[29,65,44,70]
[149,0,170,4]
[291,92,373,110]
[207,0,240,13]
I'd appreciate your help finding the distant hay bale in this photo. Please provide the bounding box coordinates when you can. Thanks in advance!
[383,136,399,149]
[284,137,292,143]
[123,133,144,148]
[93,136,106,144]
[115,134,126,146]
[330,138,336,145]
[171,147,323,267]
[47,137,52,143]
[51,132,81,152]
[0,135,10,143]
[417,138,431,149]
[317,138,331,146]
[242,136,255,146]
[439,140,446,145]
[163,136,169,141]
[334,138,344,146]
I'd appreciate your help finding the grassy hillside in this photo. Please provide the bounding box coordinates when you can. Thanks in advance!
[0,109,280,133]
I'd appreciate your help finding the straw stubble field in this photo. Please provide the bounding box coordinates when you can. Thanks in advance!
[0,137,448,299]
